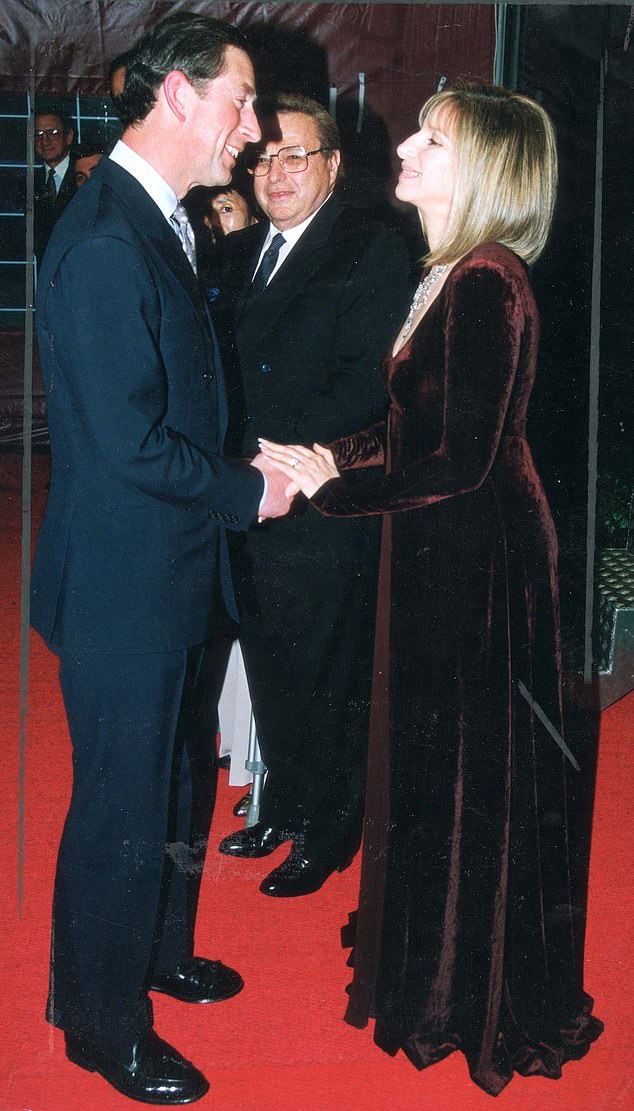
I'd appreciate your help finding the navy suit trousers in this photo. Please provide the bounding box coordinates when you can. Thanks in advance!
[47,637,230,1055]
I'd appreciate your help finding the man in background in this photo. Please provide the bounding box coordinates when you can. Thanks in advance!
[33,106,76,262]
[73,143,104,186]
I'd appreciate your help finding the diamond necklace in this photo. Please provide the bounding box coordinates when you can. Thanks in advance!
[401,264,449,341]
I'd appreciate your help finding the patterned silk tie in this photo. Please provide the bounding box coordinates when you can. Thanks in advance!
[171,203,198,275]
[251,233,286,294]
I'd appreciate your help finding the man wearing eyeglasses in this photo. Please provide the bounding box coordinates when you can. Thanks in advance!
[219,92,409,897]
[33,107,76,263]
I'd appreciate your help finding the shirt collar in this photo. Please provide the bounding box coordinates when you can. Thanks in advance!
[51,153,70,183]
[109,139,178,224]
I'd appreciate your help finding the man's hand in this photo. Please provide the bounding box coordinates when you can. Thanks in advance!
[250,453,297,520]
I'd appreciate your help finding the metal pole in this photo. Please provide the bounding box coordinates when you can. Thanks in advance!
[244,712,266,828]
[18,47,36,916]
[494,5,522,89]
[584,48,606,684]
[494,5,508,85]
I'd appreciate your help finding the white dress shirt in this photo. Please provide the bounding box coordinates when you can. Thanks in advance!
[50,152,71,193]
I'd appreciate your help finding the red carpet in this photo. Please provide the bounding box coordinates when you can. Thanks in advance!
[1,452,632,1110]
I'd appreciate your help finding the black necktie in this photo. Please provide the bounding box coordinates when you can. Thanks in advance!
[251,233,285,294]
[45,166,57,208]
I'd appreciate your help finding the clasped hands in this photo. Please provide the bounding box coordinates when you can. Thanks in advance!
[250,439,339,521]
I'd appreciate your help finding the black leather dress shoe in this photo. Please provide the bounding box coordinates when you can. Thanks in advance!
[148,956,243,1003]
[260,846,355,897]
[65,1029,209,1104]
[218,821,289,858]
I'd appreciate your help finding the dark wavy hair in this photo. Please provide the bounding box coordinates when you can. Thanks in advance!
[116,13,249,130]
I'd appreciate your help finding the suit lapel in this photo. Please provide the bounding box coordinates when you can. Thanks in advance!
[235,198,344,358]
[147,217,207,319]
[233,224,268,323]
[102,160,231,444]
[104,159,231,440]
[102,159,207,321]
[57,160,76,210]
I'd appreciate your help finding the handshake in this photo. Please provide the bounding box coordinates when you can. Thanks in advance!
[250,439,339,521]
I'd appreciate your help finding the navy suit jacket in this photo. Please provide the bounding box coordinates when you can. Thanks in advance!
[31,156,263,653]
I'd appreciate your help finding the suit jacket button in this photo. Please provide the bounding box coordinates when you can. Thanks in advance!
[259,363,271,374]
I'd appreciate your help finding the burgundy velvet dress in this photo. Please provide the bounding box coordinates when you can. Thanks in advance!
[311,243,603,1095]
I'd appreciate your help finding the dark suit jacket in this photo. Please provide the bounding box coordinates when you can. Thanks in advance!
[221,196,410,562]
[31,156,263,653]
[34,157,77,263]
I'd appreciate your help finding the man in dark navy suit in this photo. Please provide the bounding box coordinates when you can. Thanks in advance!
[33,106,77,264]
[31,14,291,1104]
[218,95,409,896]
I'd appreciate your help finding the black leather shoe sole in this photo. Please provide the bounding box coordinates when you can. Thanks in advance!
[65,1032,209,1105]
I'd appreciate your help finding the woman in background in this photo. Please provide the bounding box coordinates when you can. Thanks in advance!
[259,83,603,1095]
[184,178,260,812]
[185,180,259,289]
[205,185,259,237]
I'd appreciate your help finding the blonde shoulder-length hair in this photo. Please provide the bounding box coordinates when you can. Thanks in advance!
[419,82,558,267]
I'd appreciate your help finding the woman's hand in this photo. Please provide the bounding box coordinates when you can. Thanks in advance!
[258,439,340,498]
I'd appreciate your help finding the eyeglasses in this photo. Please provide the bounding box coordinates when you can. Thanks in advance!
[247,145,331,176]
[35,128,64,140]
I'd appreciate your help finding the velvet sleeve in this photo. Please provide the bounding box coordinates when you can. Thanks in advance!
[329,420,387,471]
[311,258,525,517]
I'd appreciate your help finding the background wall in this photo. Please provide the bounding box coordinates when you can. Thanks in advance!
[0,3,496,329]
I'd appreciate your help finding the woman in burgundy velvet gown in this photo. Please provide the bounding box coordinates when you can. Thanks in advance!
[259,83,603,1096]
